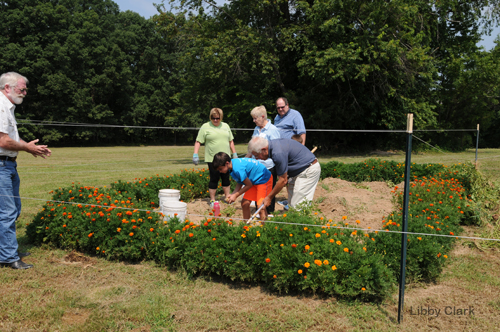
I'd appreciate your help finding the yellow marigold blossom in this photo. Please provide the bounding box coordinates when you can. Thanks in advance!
[336,240,341,245]
[241,234,246,238]
[304,262,310,268]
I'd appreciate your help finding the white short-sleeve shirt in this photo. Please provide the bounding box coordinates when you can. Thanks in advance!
[0,93,19,157]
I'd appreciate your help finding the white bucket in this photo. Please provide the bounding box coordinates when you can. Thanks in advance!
[159,189,181,207]
[162,201,187,222]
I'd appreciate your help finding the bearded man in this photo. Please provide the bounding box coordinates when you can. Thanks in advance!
[0,72,52,270]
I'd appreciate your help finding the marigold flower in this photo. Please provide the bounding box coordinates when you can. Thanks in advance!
[305,245,310,250]
[304,227,308,231]
[298,269,303,274]
[329,239,334,243]
[129,232,134,236]
[175,230,180,234]
[212,238,216,241]
[323,260,329,265]
[332,265,337,271]
[309,251,313,255]
[117,228,121,232]
[283,214,287,217]
[362,287,366,291]
[292,244,297,248]
[150,228,154,232]
[273,275,277,279]
[304,262,310,268]
[314,259,322,266]
[343,247,349,252]
[315,233,321,238]
[265,258,271,263]
[336,241,341,245]
[63,225,66,228]
[88,233,93,238]
[189,233,194,237]
[342,216,347,220]
[241,234,246,238]
[96,247,100,250]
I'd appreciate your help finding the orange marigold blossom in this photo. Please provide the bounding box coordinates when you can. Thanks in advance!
[343,247,349,252]
[314,260,322,266]
[304,262,310,268]
[292,244,297,248]
[189,233,194,237]
[323,260,329,265]
[315,233,321,238]
[265,258,271,263]
[175,230,180,234]
[298,269,303,274]
[150,228,154,232]
[129,232,134,236]
[117,228,121,232]
[332,265,337,271]
[362,287,366,291]
[305,245,310,250]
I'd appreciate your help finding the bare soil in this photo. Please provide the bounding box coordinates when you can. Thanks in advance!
[185,178,398,229]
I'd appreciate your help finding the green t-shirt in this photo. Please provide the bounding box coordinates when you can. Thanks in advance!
[196,121,234,162]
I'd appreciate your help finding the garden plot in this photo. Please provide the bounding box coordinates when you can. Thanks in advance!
[185,178,398,229]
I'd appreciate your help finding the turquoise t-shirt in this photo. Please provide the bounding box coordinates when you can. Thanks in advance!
[230,158,271,185]
[196,122,234,162]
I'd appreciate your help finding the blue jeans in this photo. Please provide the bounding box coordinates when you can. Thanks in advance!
[0,160,21,263]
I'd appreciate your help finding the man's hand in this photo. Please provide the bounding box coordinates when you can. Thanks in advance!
[262,196,272,208]
[26,139,51,159]
[193,153,199,165]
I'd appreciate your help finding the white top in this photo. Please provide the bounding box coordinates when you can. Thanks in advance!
[0,93,19,157]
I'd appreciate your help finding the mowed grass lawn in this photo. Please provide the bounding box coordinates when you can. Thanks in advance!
[2,145,500,331]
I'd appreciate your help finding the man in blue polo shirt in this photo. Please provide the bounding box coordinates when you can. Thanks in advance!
[274,97,306,145]
[248,137,320,210]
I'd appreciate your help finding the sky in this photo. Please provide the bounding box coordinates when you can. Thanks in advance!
[113,0,499,51]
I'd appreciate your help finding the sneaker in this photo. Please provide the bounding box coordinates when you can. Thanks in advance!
[283,204,289,211]
[277,200,288,207]
[209,200,215,208]
[267,214,274,218]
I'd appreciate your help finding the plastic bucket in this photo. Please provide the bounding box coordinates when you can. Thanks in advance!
[158,189,181,207]
[162,201,187,222]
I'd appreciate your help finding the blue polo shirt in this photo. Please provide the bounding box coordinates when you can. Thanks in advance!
[274,108,306,139]
[230,158,271,185]
[252,121,280,169]
[268,139,316,178]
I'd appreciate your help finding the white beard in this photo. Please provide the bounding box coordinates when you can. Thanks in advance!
[9,92,24,104]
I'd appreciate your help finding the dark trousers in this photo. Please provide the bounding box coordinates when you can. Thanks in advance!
[266,166,277,214]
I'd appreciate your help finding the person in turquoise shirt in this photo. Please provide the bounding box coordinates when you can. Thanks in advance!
[213,152,272,222]
[193,108,238,208]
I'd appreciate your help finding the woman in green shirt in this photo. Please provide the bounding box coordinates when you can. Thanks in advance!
[193,108,238,208]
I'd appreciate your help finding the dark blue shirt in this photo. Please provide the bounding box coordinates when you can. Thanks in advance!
[268,139,316,178]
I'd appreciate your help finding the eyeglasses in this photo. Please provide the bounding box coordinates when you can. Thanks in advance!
[211,117,220,120]
[276,106,286,110]
[14,86,28,93]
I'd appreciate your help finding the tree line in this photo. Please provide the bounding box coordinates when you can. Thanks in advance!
[1,0,499,150]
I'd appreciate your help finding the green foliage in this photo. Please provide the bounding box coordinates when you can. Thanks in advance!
[26,158,487,300]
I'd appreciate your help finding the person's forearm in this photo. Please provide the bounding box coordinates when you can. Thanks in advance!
[229,140,236,154]
[267,176,287,200]
[194,141,201,154]
[301,133,306,145]
[0,136,27,152]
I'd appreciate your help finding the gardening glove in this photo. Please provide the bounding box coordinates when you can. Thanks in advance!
[193,153,199,165]
[232,152,239,159]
